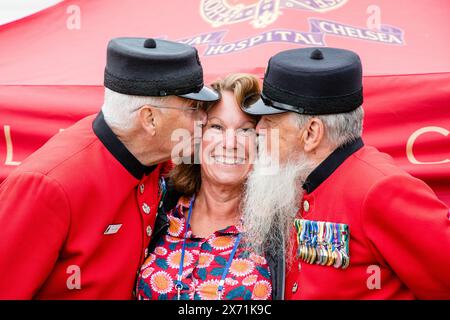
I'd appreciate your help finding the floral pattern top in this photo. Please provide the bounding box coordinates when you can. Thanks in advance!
[136,196,272,300]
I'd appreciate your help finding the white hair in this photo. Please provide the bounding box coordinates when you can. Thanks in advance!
[242,136,316,263]
[296,106,364,148]
[101,88,170,131]
[241,107,364,263]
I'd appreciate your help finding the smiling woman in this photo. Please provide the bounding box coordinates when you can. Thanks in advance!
[135,73,275,301]
[170,73,260,196]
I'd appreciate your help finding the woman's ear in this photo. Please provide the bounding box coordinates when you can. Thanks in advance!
[138,105,157,136]
[302,118,325,153]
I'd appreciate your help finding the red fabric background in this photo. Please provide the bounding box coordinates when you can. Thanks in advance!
[0,0,449,204]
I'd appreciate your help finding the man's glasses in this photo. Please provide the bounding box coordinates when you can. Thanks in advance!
[154,104,201,111]
[133,101,207,112]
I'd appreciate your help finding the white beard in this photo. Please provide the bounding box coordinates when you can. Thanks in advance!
[241,137,316,262]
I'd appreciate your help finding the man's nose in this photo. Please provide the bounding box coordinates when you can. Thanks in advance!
[256,117,267,134]
[196,109,207,126]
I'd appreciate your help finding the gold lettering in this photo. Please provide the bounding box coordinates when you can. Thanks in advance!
[406,126,450,165]
[4,125,21,166]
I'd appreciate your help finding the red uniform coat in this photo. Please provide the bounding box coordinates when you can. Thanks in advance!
[285,138,450,299]
[0,112,168,299]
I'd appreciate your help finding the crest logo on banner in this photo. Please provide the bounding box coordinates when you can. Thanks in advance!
[200,0,348,28]
[193,1,405,56]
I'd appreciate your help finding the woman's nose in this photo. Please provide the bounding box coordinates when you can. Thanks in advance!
[223,129,237,149]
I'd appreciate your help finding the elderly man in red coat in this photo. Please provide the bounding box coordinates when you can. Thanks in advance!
[0,38,219,299]
[241,47,450,299]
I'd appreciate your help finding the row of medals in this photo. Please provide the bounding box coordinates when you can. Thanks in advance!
[294,219,350,269]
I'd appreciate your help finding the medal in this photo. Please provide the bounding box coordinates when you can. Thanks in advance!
[339,224,350,269]
[342,252,350,269]
[310,221,318,264]
[294,218,350,269]
[333,249,342,268]
[325,223,334,266]
[309,244,316,264]
[317,222,326,265]
[333,224,342,268]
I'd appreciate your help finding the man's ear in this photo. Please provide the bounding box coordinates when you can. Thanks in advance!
[302,117,325,153]
[138,105,157,136]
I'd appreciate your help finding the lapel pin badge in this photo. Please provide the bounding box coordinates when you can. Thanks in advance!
[104,224,122,235]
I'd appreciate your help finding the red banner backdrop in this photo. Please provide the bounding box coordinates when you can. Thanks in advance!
[0,0,449,204]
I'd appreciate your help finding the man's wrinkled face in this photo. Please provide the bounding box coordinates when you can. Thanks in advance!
[157,96,207,155]
[256,112,305,166]
[166,96,207,135]
[243,111,317,256]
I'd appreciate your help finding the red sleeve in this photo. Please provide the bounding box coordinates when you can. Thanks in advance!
[0,172,70,299]
[362,174,450,299]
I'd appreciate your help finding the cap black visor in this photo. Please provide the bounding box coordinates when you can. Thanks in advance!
[179,86,220,102]
[240,93,290,115]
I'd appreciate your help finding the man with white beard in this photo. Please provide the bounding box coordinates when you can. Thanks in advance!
[243,134,315,259]
[241,47,450,299]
